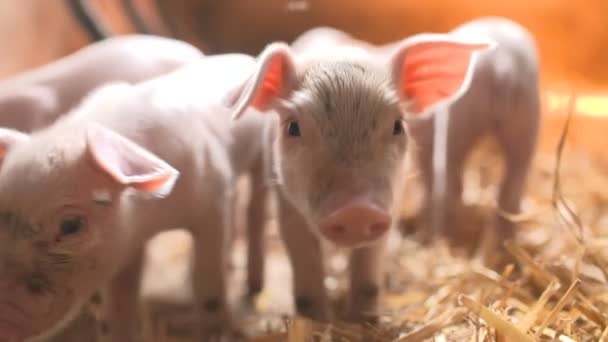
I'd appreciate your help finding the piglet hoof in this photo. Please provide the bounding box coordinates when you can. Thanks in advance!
[199,321,236,342]
[474,218,520,271]
[246,277,263,298]
[345,285,380,324]
[347,311,380,326]
[197,300,234,342]
[294,295,331,322]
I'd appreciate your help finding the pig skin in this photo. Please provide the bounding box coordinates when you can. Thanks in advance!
[289,18,541,260]
[230,30,492,322]
[0,54,267,342]
[0,34,204,133]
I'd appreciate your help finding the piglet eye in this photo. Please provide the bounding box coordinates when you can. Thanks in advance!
[286,120,301,137]
[393,119,404,136]
[59,216,85,236]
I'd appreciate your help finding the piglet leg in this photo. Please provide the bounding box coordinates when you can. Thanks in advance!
[495,102,539,239]
[347,238,387,323]
[477,97,539,268]
[246,158,268,297]
[416,140,467,239]
[277,192,330,321]
[96,251,143,342]
[191,199,231,339]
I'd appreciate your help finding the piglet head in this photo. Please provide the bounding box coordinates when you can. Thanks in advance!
[230,36,490,248]
[0,123,178,341]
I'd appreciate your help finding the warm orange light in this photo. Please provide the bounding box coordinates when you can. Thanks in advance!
[576,95,608,117]
[545,91,608,118]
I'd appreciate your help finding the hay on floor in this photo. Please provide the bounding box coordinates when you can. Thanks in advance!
[49,98,608,342]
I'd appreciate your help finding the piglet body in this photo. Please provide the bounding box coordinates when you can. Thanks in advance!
[0,54,259,342]
[0,34,204,132]
[290,26,390,57]
[231,31,492,321]
[406,17,541,242]
[291,19,541,250]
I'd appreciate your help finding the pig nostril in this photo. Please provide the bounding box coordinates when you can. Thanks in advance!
[369,223,388,236]
[331,225,346,235]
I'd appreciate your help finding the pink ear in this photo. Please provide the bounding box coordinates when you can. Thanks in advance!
[86,124,179,198]
[0,128,29,159]
[251,54,285,109]
[231,42,295,120]
[391,34,494,116]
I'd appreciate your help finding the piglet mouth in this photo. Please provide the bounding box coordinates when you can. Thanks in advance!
[0,302,28,342]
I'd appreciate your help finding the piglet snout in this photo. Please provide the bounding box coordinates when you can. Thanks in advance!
[319,202,390,247]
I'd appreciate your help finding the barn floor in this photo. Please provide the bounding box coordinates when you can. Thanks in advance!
[48,104,608,341]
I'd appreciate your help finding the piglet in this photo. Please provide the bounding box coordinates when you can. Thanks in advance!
[291,19,541,255]
[290,26,377,54]
[0,53,260,342]
[0,33,269,301]
[402,17,541,248]
[0,34,204,133]
[228,34,492,321]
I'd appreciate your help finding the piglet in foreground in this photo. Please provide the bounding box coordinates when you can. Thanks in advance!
[291,19,541,256]
[0,54,258,342]
[229,34,492,321]
[0,34,203,133]
[0,35,270,295]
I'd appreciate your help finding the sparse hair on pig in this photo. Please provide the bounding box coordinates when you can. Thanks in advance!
[229,34,493,322]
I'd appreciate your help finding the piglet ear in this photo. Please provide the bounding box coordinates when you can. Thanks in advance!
[86,124,179,198]
[390,33,495,118]
[230,42,296,120]
[0,128,30,159]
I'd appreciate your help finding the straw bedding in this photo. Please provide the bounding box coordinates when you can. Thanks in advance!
[49,97,608,341]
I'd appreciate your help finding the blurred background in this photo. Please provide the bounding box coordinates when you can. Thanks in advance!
[2,0,608,149]
[1,0,607,89]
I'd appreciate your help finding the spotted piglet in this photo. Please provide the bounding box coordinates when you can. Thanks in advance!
[0,54,261,342]
[229,35,492,321]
